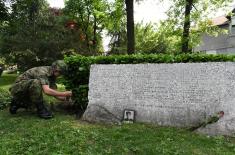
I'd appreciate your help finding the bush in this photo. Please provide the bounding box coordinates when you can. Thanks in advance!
[0,88,12,110]
[72,85,89,111]
[64,53,235,111]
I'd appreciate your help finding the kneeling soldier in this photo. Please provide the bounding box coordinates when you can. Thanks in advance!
[9,60,72,119]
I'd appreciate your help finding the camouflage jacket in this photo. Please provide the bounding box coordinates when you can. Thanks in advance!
[15,66,57,89]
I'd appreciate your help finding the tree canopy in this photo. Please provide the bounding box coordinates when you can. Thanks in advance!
[164,0,233,53]
[0,0,234,69]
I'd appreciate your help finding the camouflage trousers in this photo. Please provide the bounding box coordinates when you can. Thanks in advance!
[9,79,43,107]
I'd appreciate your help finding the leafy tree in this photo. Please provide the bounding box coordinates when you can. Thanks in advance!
[106,0,127,55]
[165,0,233,53]
[107,0,141,55]
[1,0,133,69]
[0,0,8,22]
[0,0,9,60]
[109,21,179,55]
[63,0,110,55]
[135,23,169,54]
[0,0,70,70]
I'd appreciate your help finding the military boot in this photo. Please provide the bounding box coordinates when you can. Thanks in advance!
[9,98,19,114]
[9,98,28,114]
[36,102,53,119]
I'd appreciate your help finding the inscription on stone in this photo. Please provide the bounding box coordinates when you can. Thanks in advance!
[83,63,235,135]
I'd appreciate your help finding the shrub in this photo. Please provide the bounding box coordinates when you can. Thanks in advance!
[0,88,12,110]
[72,85,89,111]
[64,53,235,111]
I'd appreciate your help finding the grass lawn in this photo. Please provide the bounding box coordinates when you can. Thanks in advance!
[1,73,235,154]
[1,110,235,155]
[0,73,17,90]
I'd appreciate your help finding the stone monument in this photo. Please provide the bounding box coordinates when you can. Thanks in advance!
[82,62,235,135]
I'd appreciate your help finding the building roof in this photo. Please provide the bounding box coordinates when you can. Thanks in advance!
[211,16,229,26]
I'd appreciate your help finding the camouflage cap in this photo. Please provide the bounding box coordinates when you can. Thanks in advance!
[51,60,68,75]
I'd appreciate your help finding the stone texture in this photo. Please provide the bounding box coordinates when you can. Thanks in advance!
[82,104,122,125]
[83,62,235,136]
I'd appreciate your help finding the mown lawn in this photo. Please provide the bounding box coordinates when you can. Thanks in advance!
[0,73,17,90]
[1,73,235,154]
[1,110,235,155]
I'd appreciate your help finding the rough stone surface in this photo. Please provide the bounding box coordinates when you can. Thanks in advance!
[82,104,122,125]
[83,62,235,136]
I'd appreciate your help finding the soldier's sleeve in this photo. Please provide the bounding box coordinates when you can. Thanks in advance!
[38,76,50,85]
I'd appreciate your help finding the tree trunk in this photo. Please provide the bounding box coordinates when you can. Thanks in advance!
[181,0,193,53]
[93,15,97,52]
[125,0,135,54]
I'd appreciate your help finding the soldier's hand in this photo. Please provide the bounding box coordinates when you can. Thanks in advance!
[64,91,72,97]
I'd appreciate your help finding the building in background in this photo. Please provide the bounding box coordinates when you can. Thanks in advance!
[195,9,235,54]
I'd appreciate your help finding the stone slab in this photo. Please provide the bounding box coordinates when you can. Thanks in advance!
[83,62,235,136]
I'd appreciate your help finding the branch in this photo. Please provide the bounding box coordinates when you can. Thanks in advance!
[192,3,198,12]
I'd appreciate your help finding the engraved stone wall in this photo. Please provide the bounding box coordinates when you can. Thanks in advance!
[83,62,235,135]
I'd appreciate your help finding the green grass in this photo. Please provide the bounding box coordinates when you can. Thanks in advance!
[0,73,17,90]
[1,72,235,154]
[0,110,235,155]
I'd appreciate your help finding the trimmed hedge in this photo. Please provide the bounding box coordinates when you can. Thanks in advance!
[64,53,235,111]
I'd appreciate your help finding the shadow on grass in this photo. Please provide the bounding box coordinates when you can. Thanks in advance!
[4,105,76,120]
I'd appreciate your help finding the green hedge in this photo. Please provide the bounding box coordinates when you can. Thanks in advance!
[64,53,235,111]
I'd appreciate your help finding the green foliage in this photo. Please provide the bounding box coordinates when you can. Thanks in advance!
[72,85,89,111]
[0,57,5,66]
[105,0,127,54]
[1,0,108,71]
[64,53,235,110]
[161,0,233,52]
[9,50,39,71]
[0,0,66,70]
[0,88,11,110]
[109,21,182,55]
[0,73,15,109]
[135,22,172,54]
[0,56,5,77]
[64,0,110,54]
[0,0,8,22]
[0,110,235,154]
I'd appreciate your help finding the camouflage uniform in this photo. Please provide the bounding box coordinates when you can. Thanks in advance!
[9,66,57,107]
[9,60,68,118]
